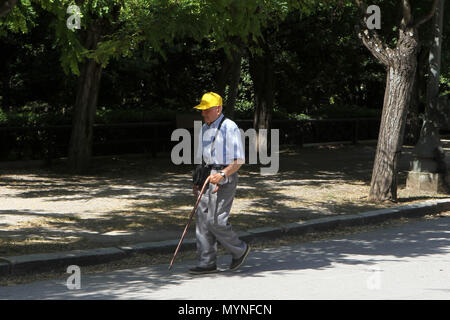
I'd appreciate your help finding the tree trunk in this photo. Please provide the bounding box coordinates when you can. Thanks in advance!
[68,23,103,173]
[404,47,428,146]
[408,0,446,190]
[216,48,242,120]
[224,50,242,120]
[216,53,232,99]
[416,0,445,155]
[357,0,439,201]
[369,62,417,201]
[249,48,273,131]
[367,28,419,201]
[249,44,274,155]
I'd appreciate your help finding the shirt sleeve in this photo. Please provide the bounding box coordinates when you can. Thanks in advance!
[224,122,245,164]
[195,125,204,164]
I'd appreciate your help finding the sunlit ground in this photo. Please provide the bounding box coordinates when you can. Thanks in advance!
[0,143,448,256]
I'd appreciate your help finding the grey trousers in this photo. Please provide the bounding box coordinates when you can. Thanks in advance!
[195,170,247,267]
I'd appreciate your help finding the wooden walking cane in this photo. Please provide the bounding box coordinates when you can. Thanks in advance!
[168,176,212,270]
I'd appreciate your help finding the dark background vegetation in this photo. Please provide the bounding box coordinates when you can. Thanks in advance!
[0,4,449,161]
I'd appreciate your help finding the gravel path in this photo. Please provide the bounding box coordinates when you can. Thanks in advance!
[1,144,448,256]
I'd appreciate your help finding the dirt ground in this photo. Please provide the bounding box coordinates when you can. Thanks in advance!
[0,142,448,257]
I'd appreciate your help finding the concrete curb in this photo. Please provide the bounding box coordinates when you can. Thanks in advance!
[2,248,127,276]
[1,199,449,277]
[118,239,196,255]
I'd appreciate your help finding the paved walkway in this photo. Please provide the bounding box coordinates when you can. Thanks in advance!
[1,216,448,299]
[1,198,449,277]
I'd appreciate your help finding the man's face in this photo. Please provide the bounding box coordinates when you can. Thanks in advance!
[201,106,222,124]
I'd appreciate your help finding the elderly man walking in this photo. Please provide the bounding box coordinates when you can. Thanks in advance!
[190,92,250,275]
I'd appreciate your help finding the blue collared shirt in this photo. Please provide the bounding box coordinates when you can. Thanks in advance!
[196,114,245,165]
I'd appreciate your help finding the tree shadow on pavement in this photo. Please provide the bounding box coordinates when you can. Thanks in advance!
[1,216,447,299]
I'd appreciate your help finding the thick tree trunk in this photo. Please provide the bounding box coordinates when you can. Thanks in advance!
[225,50,242,120]
[249,50,273,131]
[368,29,419,201]
[68,23,103,173]
[369,63,417,201]
[216,48,242,120]
[357,0,439,201]
[408,0,447,191]
[413,0,445,166]
[404,47,428,146]
[216,54,231,99]
[249,45,274,155]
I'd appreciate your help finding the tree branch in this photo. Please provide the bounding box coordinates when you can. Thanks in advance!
[401,0,413,28]
[355,0,391,66]
[415,0,439,27]
[354,0,368,16]
[357,27,392,66]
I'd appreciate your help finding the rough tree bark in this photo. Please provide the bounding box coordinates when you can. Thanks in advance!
[408,0,447,190]
[404,47,428,146]
[216,46,243,120]
[356,0,439,201]
[249,34,274,129]
[68,20,103,173]
[216,53,232,98]
[249,37,274,152]
[67,2,121,173]
[225,49,242,120]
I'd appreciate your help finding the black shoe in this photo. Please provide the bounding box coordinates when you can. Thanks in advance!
[189,264,217,275]
[230,244,251,271]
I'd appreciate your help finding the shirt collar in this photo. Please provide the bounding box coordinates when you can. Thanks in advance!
[206,113,224,128]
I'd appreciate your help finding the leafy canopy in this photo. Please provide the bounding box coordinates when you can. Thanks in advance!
[1,0,318,75]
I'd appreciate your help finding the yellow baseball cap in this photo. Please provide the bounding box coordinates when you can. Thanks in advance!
[193,92,223,110]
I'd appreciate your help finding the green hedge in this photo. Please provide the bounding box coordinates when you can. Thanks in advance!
[0,102,381,128]
[0,105,178,127]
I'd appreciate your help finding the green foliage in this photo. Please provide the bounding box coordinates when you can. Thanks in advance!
[0,102,69,127]
[272,4,385,118]
[1,0,448,129]
[1,0,321,77]
[0,104,177,127]
[233,57,254,118]
[0,0,37,35]
[286,113,311,120]
[441,75,450,96]
[0,107,7,124]
[0,0,393,123]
